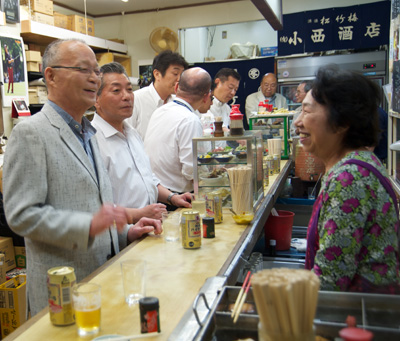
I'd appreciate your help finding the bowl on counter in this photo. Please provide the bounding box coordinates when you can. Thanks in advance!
[233,151,247,159]
[198,155,214,164]
[214,155,233,163]
[232,212,254,225]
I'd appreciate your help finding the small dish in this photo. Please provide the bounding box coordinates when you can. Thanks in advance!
[232,212,254,225]
[234,151,247,159]
[198,155,214,164]
[199,175,223,185]
[214,155,233,163]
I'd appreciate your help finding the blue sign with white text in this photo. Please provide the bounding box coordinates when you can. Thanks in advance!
[278,1,390,56]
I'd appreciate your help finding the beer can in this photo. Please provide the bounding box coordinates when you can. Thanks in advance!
[181,210,201,249]
[273,154,281,174]
[263,158,269,188]
[266,155,274,176]
[47,266,76,326]
[202,217,215,238]
[205,191,223,224]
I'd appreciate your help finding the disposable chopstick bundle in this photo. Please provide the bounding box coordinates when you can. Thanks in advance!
[252,269,320,337]
[267,138,281,156]
[227,166,253,213]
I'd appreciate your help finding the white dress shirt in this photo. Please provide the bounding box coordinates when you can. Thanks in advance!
[207,97,231,128]
[245,91,288,123]
[92,114,159,208]
[127,83,172,140]
[144,98,203,193]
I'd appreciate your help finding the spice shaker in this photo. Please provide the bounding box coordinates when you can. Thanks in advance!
[229,106,244,136]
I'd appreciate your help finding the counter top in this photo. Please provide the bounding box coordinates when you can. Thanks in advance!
[4,160,292,341]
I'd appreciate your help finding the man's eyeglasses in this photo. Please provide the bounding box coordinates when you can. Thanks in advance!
[263,83,277,89]
[50,66,101,77]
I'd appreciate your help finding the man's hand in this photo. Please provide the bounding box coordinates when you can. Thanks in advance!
[127,217,162,243]
[90,204,128,237]
[172,192,192,208]
[126,204,167,223]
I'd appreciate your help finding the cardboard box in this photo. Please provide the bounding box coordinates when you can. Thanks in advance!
[0,238,15,272]
[20,0,53,16]
[28,43,40,51]
[31,11,54,26]
[25,50,41,62]
[53,11,68,29]
[29,86,47,104]
[13,247,26,269]
[0,275,27,339]
[27,61,40,72]
[67,15,94,36]
[0,254,6,285]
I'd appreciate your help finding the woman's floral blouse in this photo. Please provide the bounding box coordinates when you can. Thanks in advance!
[314,151,400,291]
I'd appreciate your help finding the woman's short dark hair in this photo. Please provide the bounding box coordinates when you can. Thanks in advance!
[311,65,380,149]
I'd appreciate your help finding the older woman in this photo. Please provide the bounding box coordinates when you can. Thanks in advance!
[295,65,400,293]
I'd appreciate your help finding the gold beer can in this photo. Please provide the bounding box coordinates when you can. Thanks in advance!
[47,266,76,326]
[205,191,223,224]
[181,210,201,249]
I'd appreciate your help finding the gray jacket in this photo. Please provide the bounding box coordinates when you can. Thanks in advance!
[3,102,127,316]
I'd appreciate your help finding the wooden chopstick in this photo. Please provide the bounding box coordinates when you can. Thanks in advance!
[231,270,251,318]
[233,274,253,323]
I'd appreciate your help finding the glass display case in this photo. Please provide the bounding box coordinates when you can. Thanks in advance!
[248,112,295,159]
[192,131,264,209]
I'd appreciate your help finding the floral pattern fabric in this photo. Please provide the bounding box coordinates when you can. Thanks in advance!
[313,151,400,292]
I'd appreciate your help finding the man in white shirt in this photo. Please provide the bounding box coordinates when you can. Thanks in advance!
[208,68,241,132]
[144,67,212,193]
[245,73,288,123]
[93,62,192,220]
[128,50,188,140]
[290,80,313,137]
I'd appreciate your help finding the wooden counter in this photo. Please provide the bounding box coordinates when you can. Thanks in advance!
[4,160,292,341]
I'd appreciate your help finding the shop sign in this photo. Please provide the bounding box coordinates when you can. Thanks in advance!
[278,1,390,56]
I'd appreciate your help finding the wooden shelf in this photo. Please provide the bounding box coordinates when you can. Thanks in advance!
[20,20,128,54]
[96,52,132,76]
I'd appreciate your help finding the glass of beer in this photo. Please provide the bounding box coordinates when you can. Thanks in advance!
[72,283,101,337]
[191,194,206,217]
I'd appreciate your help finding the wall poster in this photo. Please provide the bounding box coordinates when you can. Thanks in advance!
[1,0,20,24]
[0,35,28,107]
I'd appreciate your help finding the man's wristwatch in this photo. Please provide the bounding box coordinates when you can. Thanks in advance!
[167,192,179,205]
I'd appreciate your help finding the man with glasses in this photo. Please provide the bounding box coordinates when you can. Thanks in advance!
[144,67,212,201]
[3,39,160,316]
[245,73,288,124]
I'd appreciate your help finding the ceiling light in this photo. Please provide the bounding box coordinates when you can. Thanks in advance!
[121,0,128,3]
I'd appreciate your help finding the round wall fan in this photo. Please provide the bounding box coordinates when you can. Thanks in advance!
[149,27,179,53]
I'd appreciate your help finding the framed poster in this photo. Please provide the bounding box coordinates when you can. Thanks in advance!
[0,36,28,107]
[1,0,20,24]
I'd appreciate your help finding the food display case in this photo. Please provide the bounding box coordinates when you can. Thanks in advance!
[248,112,295,159]
[192,131,264,209]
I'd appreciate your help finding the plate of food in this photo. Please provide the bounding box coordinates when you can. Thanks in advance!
[214,155,233,163]
[212,146,233,154]
[233,145,247,159]
[198,154,214,164]
[199,175,223,185]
